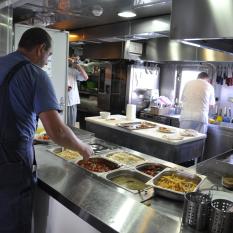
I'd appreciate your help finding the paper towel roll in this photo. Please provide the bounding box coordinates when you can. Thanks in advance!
[126,104,136,121]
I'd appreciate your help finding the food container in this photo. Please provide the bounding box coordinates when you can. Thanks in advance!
[105,151,145,166]
[106,169,152,194]
[182,192,211,231]
[100,111,110,119]
[146,168,206,201]
[76,157,120,173]
[222,177,233,190]
[136,162,169,177]
[209,199,233,233]
[47,147,82,161]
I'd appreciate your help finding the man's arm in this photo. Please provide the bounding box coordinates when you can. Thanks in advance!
[74,63,88,81]
[39,110,93,160]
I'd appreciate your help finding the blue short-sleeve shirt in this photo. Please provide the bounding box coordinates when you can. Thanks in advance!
[0,51,60,140]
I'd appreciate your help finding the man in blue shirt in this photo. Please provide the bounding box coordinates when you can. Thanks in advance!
[0,27,93,233]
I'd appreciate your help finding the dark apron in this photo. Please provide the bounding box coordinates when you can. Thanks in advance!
[0,61,36,233]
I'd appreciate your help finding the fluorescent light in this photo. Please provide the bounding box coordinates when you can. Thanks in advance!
[118,11,136,18]
[181,40,201,47]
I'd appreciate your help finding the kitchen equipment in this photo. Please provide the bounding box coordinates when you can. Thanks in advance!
[209,199,233,233]
[182,192,211,231]
[126,104,136,121]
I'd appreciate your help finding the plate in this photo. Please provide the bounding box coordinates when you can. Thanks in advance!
[180,129,198,137]
[117,121,156,130]
[34,133,51,144]
[158,127,176,133]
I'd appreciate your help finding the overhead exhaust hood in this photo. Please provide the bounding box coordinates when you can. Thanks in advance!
[70,15,170,43]
[170,0,233,54]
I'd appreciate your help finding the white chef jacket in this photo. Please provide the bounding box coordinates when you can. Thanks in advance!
[180,79,215,124]
[67,67,85,106]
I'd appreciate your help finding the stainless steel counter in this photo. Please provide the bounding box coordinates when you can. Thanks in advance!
[35,144,182,233]
[34,138,232,233]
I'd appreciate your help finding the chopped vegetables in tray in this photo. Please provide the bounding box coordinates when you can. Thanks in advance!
[77,158,119,173]
[154,173,198,193]
[111,176,148,190]
[107,152,145,165]
[56,149,81,160]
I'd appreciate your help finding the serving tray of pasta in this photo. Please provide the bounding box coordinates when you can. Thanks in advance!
[146,168,206,201]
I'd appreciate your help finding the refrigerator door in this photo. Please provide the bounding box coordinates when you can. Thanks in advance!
[14,24,69,123]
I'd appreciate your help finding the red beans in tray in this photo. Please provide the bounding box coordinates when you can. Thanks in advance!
[137,163,168,177]
[77,158,119,173]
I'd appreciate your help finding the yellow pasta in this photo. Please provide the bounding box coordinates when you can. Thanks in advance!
[155,173,197,192]
[56,149,81,160]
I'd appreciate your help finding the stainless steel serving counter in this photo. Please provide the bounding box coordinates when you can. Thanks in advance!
[34,138,232,233]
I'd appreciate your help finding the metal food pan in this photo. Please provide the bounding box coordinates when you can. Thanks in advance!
[106,169,152,194]
[146,168,206,201]
[104,150,146,166]
[136,162,169,177]
[76,157,121,174]
[47,147,82,161]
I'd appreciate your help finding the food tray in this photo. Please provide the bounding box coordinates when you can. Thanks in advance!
[146,168,206,201]
[76,157,120,173]
[136,162,169,177]
[106,169,152,194]
[104,150,145,166]
[116,121,156,130]
[47,147,82,161]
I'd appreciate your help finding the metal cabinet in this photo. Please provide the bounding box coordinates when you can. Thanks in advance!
[204,124,233,160]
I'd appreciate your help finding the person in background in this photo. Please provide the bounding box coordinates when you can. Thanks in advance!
[180,72,215,134]
[0,27,93,233]
[67,56,88,127]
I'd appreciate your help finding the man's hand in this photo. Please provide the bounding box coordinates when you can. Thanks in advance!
[79,142,94,161]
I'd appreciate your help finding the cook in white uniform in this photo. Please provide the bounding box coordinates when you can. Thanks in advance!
[180,72,215,134]
[67,57,88,127]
